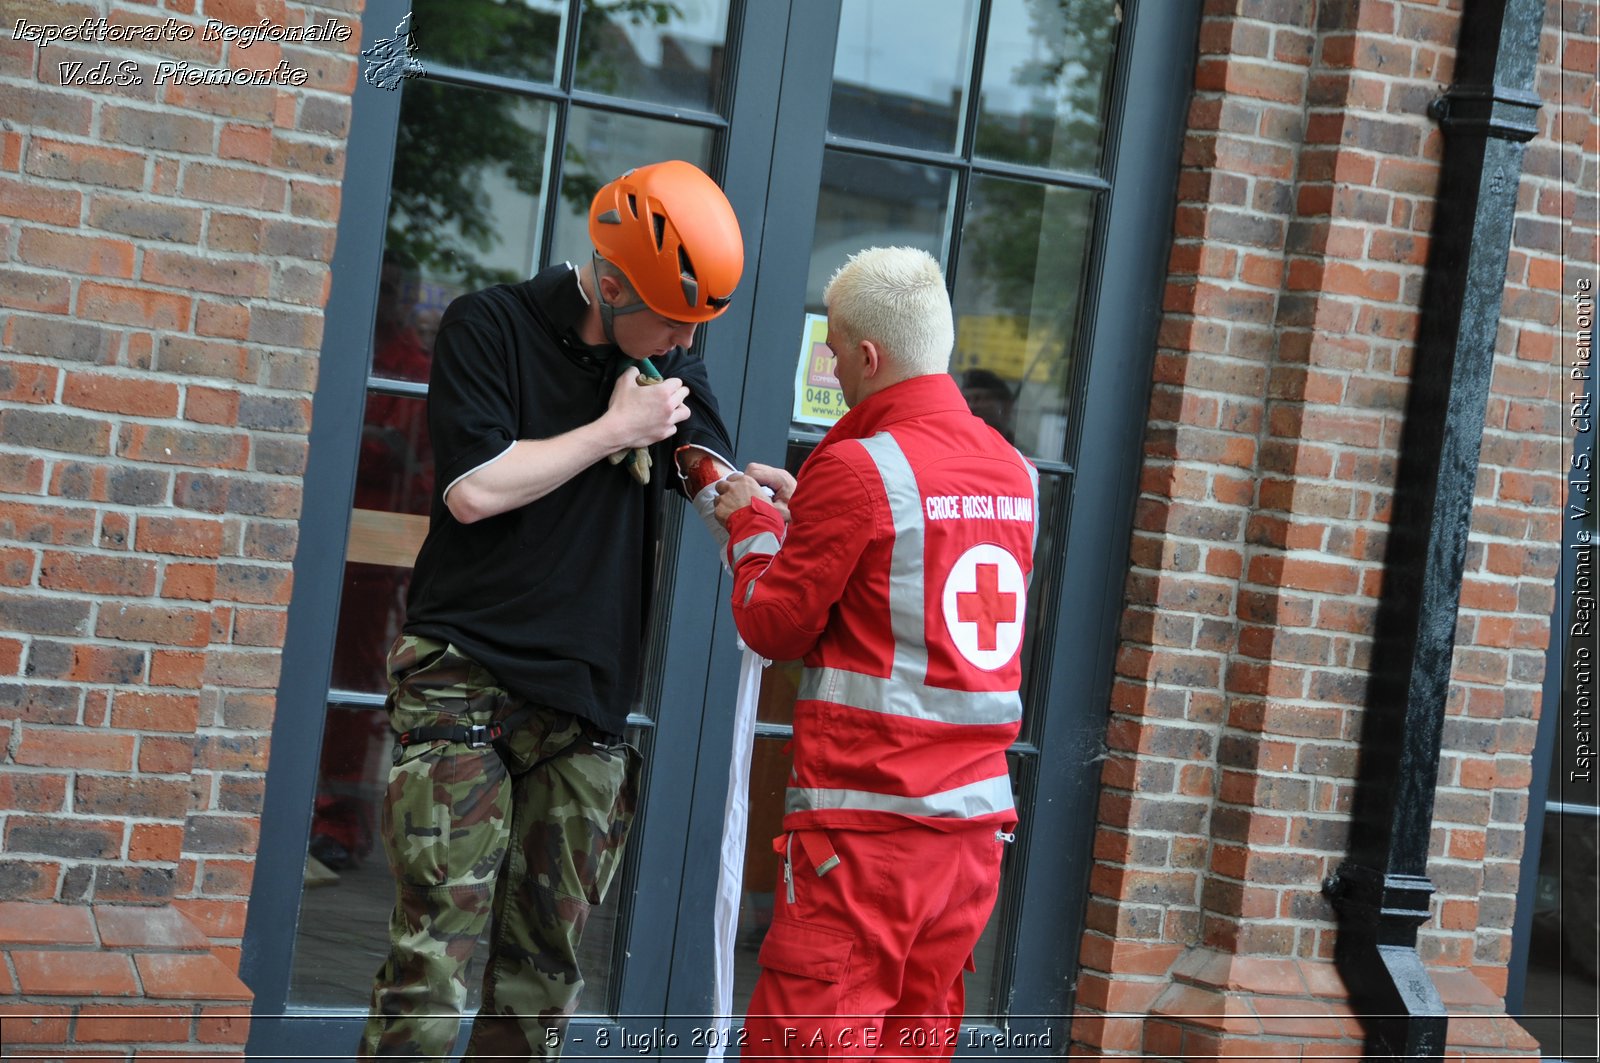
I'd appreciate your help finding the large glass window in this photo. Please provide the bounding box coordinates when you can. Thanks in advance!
[573,0,731,110]
[976,0,1118,172]
[288,0,735,1013]
[736,0,1123,1022]
[408,0,567,83]
[953,177,1095,460]
[828,0,977,153]
[1517,461,1599,1059]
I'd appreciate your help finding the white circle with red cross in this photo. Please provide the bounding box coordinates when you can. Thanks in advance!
[941,543,1026,671]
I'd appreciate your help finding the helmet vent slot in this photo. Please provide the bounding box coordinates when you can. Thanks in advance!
[626,193,638,218]
[652,212,666,250]
[677,247,698,307]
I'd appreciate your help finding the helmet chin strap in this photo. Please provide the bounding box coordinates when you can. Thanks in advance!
[591,250,650,351]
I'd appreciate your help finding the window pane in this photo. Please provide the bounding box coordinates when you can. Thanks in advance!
[829,0,978,153]
[546,107,716,271]
[387,80,554,292]
[952,175,1095,463]
[975,0,1120,173]
[292,701,428,1007]
[371,256,442,386]
[1519,810,1599,1057]
[329,392,432,696]
[409,0,566,84]
[575,0,732,112]
[807,150,955,313]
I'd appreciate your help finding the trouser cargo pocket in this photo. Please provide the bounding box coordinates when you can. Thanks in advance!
[757,916,853,982]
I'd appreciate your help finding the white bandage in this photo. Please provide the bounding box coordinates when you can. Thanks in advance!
[693,474,774,566]
[693,477,733,553]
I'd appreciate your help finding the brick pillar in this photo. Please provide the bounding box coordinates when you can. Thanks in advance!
[0,0,361,1052]
[1067,0,1588,1057]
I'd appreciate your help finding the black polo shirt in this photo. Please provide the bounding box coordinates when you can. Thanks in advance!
[402,263,734,734]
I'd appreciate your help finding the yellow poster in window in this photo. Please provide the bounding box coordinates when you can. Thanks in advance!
[792,313,846,427]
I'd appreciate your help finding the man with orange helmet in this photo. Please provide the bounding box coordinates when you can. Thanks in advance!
[358,161,757,1060]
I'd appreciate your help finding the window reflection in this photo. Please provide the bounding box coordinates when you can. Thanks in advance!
[548,108,715,270]
[330,391,432,696]
[1519,810,1600,1058]
[1014,474,1058,740]
[808,151,954,312]
[959,367,1017,443]
[575,0,731,112]
[408,0,566,84]
[976,0,1119,173]
[829,0,978,153]
[952,176,1094,462]
[387,80,553,291]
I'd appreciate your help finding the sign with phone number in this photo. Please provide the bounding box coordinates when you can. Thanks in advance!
[792,312,845,427]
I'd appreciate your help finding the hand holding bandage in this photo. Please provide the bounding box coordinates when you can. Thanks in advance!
[714,462,794,527]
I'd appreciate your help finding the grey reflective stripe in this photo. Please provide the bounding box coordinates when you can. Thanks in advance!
[854,433,929,681]
[799,666,1022,726]
[731,531,781,565]
[787,773,1015,820]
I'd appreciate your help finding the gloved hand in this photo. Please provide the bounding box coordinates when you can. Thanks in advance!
[607,436,653,483]
[608,362,663,484]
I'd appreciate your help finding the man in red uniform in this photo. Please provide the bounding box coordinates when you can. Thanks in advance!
[715,246,1038,1058]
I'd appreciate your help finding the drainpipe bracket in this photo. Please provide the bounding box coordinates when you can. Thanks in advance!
[1325,862,1435,930]
[1430,84,1542,142]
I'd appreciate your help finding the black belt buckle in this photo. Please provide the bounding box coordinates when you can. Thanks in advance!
[463,723,498,748]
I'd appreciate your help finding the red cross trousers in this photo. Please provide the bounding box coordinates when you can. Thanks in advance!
[941,543,1027,671]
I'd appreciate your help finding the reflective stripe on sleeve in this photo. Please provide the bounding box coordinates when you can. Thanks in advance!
[786,773,1015,820]
[730,530,781,565]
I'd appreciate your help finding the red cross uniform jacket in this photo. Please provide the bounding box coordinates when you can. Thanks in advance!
[725,373,1038,834]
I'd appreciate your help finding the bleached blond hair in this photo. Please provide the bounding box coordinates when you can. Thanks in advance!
[823,246,954,377]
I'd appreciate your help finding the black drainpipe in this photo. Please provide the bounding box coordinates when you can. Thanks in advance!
[1323,0,1546,1059]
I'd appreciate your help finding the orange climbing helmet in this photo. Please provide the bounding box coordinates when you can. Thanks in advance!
[588,160,744,324]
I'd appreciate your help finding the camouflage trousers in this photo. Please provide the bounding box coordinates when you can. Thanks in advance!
[358,635,640,1061]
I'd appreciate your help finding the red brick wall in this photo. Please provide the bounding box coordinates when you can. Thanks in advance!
[1070,0,1592,1057]
[0,0,361,1052]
